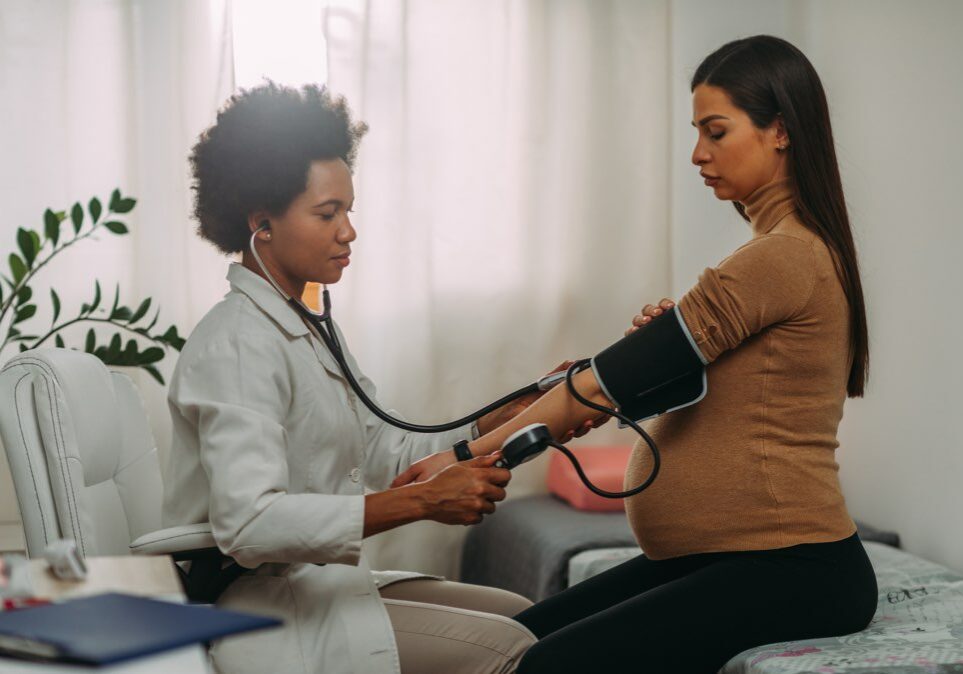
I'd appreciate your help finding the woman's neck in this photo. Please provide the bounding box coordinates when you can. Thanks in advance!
[240,251,307,300]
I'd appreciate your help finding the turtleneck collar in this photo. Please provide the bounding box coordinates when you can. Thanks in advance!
[740,176,797,237]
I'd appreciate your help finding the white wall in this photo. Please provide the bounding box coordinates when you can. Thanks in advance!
[669,1,963,570]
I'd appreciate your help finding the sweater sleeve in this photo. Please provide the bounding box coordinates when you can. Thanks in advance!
[677,234,816,364]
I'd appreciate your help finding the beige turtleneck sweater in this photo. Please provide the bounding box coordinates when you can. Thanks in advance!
[623,177,857,560]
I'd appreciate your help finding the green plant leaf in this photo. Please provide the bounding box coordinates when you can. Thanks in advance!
[139,346,165,364]
[55,334,65,348]
[90,280,102,314]
[89,197,102,224]
[19,343,28,352]
[122,339,138,364]
[107,333,122,360]
[45,208,63,245]
[129,298,151,323]
[8,254,27,284]
[16,229,36,267]
[103,221,128,235]
[145,309,159,332]
[69,203,83,238]
[142,365,164,385]
[50,288,61,323]
[85,328,95,352]
[109,189,137,214]
[161,325,186,350]
[16,285,32,306]
[14,304,36,323]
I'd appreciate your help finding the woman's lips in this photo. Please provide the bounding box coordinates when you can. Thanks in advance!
[702,174,720,187]
[333,255,350,268]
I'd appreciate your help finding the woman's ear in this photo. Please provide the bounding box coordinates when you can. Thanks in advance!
[772,115,790,151]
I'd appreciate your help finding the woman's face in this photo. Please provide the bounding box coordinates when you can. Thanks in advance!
[690,84,789,202]
[252,158,356,291]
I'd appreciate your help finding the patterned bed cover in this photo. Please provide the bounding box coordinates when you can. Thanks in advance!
[568,542,963,673]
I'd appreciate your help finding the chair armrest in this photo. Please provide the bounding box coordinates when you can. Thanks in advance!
[130,523,220,560]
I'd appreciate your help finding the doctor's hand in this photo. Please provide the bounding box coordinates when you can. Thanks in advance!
[416,454,511,526]
[625,298,675,336]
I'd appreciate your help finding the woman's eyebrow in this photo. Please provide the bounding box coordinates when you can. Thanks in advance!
[691,114,731,127]
[312,199,342,209]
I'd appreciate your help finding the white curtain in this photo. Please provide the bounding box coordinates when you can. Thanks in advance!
[0,0,674,577]
[0,0,234,534]
[323,0,671,575]
[0,0,235,453]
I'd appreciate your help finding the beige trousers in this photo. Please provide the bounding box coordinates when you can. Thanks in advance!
[379,580,537,674]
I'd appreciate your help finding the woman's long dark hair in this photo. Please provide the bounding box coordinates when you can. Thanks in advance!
[692,35,869,397]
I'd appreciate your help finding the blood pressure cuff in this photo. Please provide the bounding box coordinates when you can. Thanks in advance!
[590,307,708,423]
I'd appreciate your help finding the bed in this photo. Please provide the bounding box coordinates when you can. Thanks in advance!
[460,495,963,673]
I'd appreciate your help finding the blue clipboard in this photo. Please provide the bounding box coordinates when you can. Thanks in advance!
[0,592,281,665]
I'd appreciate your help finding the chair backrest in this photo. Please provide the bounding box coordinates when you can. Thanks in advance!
[0,349,163,558]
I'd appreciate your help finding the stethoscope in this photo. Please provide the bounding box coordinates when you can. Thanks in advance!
[248,225,661,498]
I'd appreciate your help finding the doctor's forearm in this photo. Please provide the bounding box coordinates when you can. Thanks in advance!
[363,487,426,537]
[468,367,611,457]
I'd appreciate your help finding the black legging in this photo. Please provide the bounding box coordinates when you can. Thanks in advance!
[513,532,878,673]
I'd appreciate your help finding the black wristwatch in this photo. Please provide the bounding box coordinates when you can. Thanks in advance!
[452,439,473,462]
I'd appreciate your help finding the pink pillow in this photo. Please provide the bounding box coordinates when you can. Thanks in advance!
[546,445,633,512]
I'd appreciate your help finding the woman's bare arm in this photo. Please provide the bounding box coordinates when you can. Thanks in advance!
[467,366,612,457]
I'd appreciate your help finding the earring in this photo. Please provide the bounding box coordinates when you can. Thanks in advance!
[264,232,272,240]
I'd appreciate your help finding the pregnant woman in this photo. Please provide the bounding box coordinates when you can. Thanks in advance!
[398,34,878,672]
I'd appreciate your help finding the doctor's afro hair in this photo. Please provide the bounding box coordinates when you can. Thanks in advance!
[189,81,367,254]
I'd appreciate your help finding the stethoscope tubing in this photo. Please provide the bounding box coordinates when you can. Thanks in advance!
[248,227,660,496]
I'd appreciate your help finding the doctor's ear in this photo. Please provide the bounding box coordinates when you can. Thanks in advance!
[251,219,272,241]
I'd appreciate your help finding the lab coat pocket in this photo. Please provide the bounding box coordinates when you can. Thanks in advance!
[210,574,307,674]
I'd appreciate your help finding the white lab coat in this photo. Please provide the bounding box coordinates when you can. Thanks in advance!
[162,263,474,674]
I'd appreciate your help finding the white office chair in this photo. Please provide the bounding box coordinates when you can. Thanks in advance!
[0,348,218,595]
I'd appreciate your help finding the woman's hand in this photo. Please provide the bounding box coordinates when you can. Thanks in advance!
[625,298,675,336]
[415,455,512,525]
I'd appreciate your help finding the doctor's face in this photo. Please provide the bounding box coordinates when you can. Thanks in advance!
[690,84,788,202]
[264,158,357,287]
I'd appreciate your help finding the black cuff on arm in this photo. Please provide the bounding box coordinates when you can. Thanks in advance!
[590,307,708,423]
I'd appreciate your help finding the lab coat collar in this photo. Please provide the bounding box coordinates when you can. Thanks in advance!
[227,263,311,338]
[227,263,347,381]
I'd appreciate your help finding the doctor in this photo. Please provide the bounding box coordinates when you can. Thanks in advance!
[161,82,567,673]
